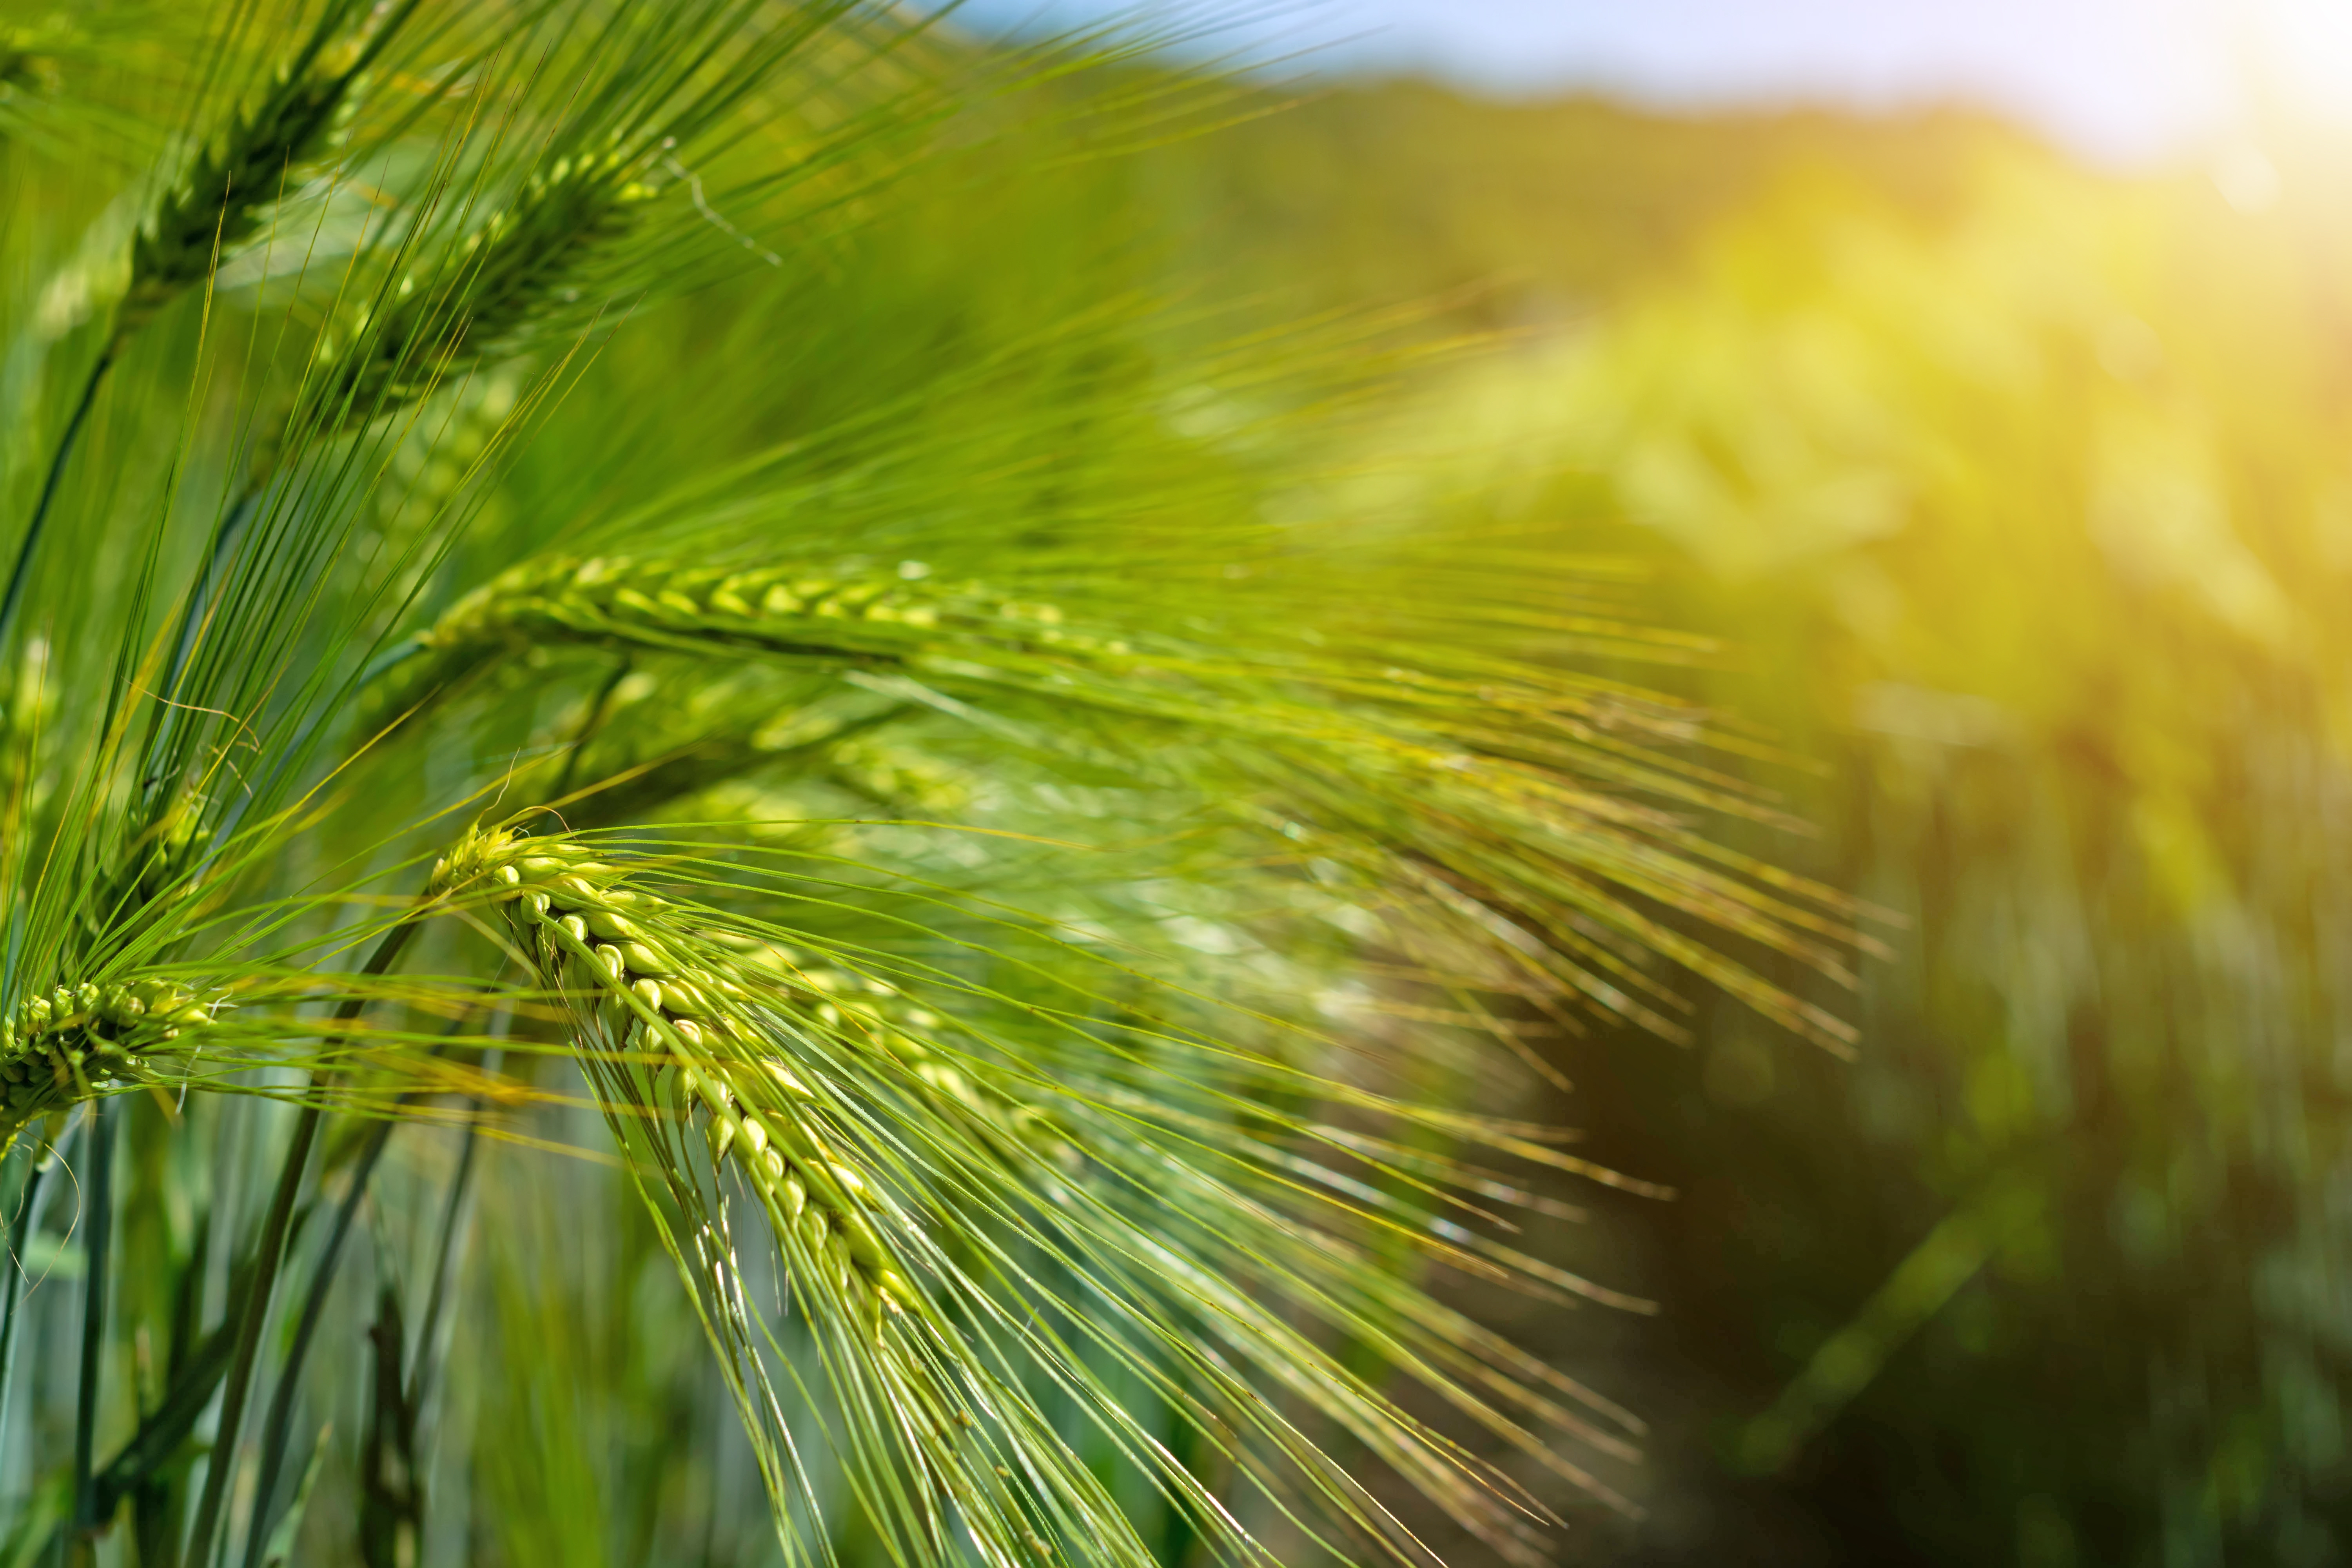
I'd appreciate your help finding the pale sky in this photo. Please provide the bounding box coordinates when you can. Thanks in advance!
[937,0,2352,164]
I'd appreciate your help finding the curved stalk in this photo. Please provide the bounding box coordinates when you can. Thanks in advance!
[408,1045,499,1421]
[0,350,115,650]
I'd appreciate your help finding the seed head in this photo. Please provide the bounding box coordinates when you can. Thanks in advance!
[434,822,938,1333]
[407,553,1109,699]
[120,60,363,343]
[310,154,661,430]
[0,978,213,1143]
[80,791,212,952]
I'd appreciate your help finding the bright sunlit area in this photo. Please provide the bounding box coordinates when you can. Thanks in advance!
[948,0,2352,154]
[2,2,2350,1566]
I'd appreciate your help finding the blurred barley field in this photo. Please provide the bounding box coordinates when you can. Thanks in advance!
[1144,81,2352,1568]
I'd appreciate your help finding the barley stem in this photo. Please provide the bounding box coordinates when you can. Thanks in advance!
[0,348,114,651]
[0,1154,45,1463]
[27,1220,254,1563]
[240,1114,396,1568]
[67,1101,116,1559]
[183,1111,319,1568]
[82,1314,236,1542]
[183,916,417,1568]
[407,1046,496,1418]
[552,656,635,801]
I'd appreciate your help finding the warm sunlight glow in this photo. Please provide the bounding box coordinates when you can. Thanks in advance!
[2255,0,2352,127]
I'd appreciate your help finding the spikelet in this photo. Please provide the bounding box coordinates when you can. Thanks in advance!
[118,50,365,343]
[411,554,1109,679]
[309,154,661,431]
[0,980,214,1144]
[429,822,921,1333]
[712,934,1078,1175]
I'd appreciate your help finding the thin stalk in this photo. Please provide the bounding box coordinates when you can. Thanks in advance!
[239,1115,396,1568]
[0,1145,50,1452]
[407,1044,498,1419]
[68,1100,119,1559]
[235,1023,493,1562]
[1,349,116,649]
[89,1318,236,1540]
[552,657,633,801]
[181,1109,322,1568]
[405,1130,476,1417]
[69,1249,310,1552]
[183,916,419,1568]
[350,1042,499,1568]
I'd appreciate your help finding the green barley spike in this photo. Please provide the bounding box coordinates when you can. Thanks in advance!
[0,979,215,1146]
[311,155,662,431]
[430,821,923,1332]
[118,44,367,344]
[383,552,1093,727]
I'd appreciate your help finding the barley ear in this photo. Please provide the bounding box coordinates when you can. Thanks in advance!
[423,818,1195,1564]
[307,153,662,434]
[428,823,920,1327]
[0,981,215,1150]
[116,5,394,345]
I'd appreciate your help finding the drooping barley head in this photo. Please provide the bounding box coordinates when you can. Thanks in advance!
[429,820,924,1338]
